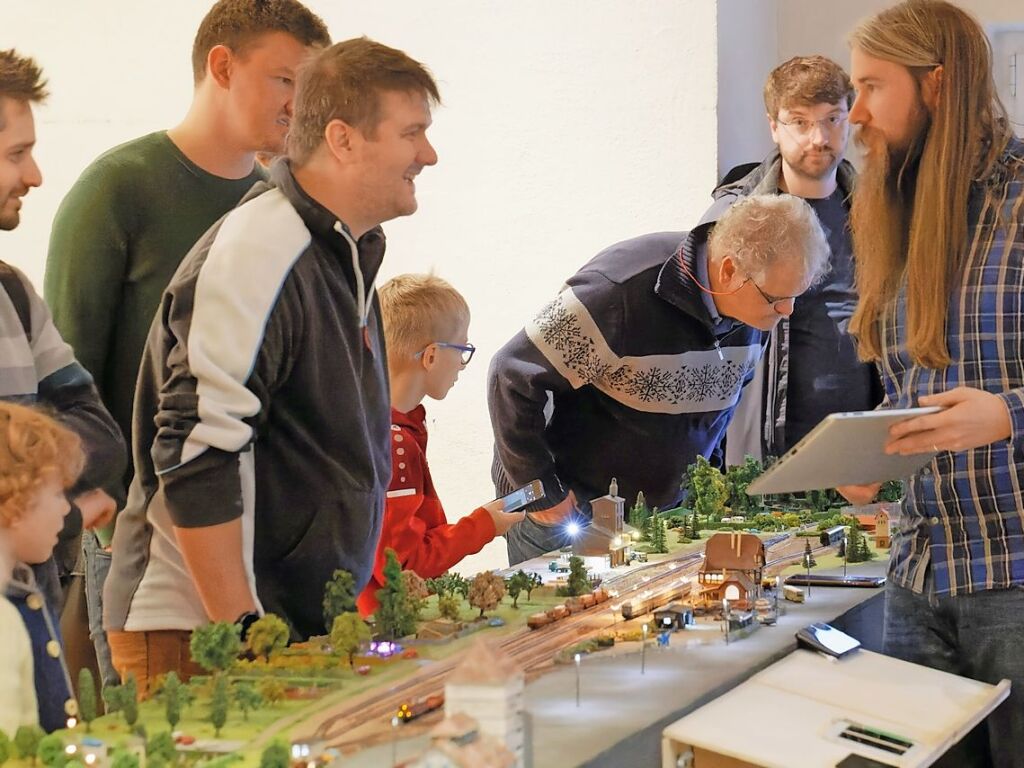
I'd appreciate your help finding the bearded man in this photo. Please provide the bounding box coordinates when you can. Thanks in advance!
[837,2,1024,765]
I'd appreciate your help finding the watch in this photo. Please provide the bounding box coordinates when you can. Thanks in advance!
[236,611,261,642]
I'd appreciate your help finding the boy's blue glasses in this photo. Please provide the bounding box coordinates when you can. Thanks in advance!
[414,342,476,365]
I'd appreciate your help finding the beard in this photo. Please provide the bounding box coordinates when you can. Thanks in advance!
[782,145,841,182]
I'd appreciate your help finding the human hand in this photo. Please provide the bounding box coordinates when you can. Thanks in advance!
[835,482,881,506]
[482,499,527,536]
[885,387,1011,455]
[74,489,117,529]
[524,490,578,526]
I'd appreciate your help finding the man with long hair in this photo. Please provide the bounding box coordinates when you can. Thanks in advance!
[838,2,1024,764]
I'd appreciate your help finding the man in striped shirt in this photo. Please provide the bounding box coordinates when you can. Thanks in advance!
[839,3,1024,765]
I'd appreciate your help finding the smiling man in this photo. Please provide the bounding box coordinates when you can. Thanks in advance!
[719,56,881,465]
[41,0,330,689]
[489,194,831,564]
[104,37,440,694]
[836,2,1024,765]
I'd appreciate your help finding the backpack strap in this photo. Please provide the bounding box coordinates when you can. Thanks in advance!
[0,261,32,342]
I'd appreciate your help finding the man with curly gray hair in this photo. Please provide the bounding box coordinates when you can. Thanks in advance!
[489,193,829,564]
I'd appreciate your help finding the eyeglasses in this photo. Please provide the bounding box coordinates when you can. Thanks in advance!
[776,114,848,138]
[742,275,798,312]
[415,341,476,365]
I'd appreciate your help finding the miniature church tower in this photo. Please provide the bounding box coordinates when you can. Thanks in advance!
[445,639,526,767]
[572,478,627,567]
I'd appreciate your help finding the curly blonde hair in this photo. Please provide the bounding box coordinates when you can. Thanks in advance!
[0,402,84,526]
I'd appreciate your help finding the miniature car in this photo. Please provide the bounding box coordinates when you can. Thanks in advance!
[401,647,419,659]
[488,617,506,627]
[356,665,372,676]
[174,734,195,746]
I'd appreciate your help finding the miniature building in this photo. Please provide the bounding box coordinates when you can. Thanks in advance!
[698,532,765,609]
[445,639,526,767]
[654,602,694,631]
[844,502,895,549]
[405,712,517,768]
[571,479,628,567]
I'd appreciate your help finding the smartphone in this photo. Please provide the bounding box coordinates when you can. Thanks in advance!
[494,479,545,513]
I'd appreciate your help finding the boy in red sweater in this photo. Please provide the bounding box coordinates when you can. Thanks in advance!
[356,275,525,616]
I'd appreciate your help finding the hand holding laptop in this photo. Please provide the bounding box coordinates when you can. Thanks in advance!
[884,386,1012,456]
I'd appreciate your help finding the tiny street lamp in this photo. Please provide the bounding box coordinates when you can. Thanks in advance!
[575,652,582,707]
[843,536,849,579]
[391,715,400,766]
[641,623,649,674]
[803,552,812,598]
[723,598,730,645]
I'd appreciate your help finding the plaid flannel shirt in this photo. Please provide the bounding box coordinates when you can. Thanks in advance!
[880,135,1024,596]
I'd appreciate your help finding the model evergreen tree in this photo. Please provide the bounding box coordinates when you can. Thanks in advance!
[156,671,193,729]
[247,614,289,661]
[330,612,372,668]
[375,548,413,639]
[506,570,532,608]
[688,509,701,539]
[190,622,241,675]
[210,675,229,737]
[322,569,357,629]
[650,517,669,553]
[468,571,506,617]
[803,538,817,568]
[77,668,97,732]
[103,675,139,726]
[565,555,590,596]
[146,732,175,764]
[629,491,650,529]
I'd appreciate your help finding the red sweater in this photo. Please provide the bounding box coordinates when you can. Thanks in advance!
[356,405,495,616]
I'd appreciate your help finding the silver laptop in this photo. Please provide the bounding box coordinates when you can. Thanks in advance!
[745,407,942,495]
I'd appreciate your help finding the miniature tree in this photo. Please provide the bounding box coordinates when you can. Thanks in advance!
[233,683,263,721]
[639,513,653,542]
[330,612,372,668]
[190,622,242,675]
[649,517,669,554]
[376,548,414,639]
[322,569,357,629]
[402,570,429,621]
[628,491,650,529]
[14,726,43,765]
[210,675,230,737]
[247,614,289,662]
[103,674,139,726]
[506,570,532,609]
[437,593,461,621]
[257,678,286,706]
[77,668,97,732]
[803,538,817,568]
[691,456,729,522]
[468,571,506,617]
[0,730,11,767]
[156,671,194,729]
[688,509,701,539]
[526,572,543,601]
[566,555,590,597]
[879,481,903,502]
[725,456,764,515]
[259,741,290,768]
[36,734,64,768]
[426,572,469,599]
[110,752,139,768]
[146,732,176,764]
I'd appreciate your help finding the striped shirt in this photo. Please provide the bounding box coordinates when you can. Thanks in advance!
[881,135,1024,596]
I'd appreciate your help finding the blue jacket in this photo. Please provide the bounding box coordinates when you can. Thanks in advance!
[5,565,77,732]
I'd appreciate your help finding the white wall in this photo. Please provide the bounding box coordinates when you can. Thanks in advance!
[0,1,723,574]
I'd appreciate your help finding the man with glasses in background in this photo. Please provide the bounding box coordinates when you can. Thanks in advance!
[488,195,831,564]
[718,56,882,467]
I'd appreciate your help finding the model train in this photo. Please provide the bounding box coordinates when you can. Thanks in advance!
[620,580,692,620]
[819,525,847,547]
[526,587,611,629]
[396,693,445,723]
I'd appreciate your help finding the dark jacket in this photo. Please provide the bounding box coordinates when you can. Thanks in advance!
[106,160,391,640]
[489,221,765,514]
[713,151,880,461]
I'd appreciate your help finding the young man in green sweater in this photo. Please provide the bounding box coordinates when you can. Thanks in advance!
[41,0,330,687]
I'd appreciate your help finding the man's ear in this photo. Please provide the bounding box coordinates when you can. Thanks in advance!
[717,253,741,288]
[418,344,437,370]
[921,64,944,111]
[206,45,233,89]
[324,118,360,162]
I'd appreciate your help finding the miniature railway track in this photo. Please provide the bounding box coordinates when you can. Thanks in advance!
[303,533,799,749]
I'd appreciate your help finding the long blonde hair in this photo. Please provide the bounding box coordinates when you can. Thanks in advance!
[848,0,1011,367]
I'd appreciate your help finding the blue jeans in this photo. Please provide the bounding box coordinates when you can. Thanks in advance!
[504,494,594,565]
[83,531,119,688]
[884,579,1024,768]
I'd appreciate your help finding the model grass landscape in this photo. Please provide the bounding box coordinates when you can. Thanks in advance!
[1,457,897,766]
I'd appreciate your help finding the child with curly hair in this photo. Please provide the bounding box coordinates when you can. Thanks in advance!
[0,402,85,731]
